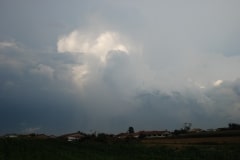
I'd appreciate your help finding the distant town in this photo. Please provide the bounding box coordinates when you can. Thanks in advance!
[2,123,240,142]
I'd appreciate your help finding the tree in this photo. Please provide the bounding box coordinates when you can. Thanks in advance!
[229,123,240,130]
[128,126,135,134]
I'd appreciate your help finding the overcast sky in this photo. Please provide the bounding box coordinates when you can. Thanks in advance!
[1,0,240,135]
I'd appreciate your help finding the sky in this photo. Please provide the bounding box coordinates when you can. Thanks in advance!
[0,0,240,135]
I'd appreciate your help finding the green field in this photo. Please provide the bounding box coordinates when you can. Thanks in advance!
[0,137,239,160]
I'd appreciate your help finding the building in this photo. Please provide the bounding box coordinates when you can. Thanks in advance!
[60,132,86,142]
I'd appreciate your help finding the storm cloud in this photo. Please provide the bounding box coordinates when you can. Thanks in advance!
[0,0,240,135]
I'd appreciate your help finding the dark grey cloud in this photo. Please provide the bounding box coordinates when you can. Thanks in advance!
[0,44,88,135]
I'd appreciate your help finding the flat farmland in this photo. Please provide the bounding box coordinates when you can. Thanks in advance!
[142,136,240,145]
[0,135,240,160]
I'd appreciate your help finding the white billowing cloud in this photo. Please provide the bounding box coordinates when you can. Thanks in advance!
[71,64,89,87]
[213,80,223,86]
[0,41,17,49]
[57,29,138,92]
[30,64,54,80]
[57,30,129,63]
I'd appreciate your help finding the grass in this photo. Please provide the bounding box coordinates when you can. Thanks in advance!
[0,137,239,160]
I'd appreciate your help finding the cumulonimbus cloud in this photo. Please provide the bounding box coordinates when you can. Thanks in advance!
[51,20,240,132]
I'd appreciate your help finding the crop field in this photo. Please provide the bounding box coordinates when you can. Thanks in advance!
[0,137,239,160]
